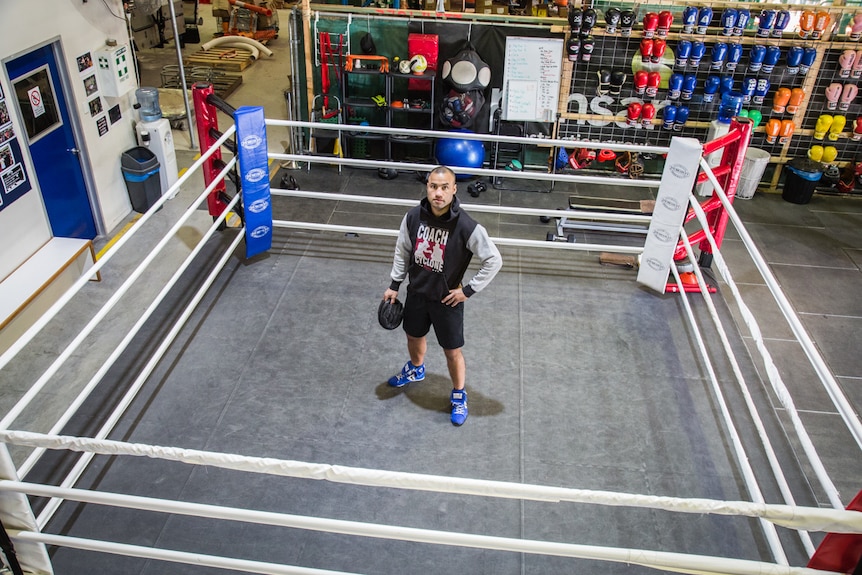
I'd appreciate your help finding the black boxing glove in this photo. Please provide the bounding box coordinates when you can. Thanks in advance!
[568,5,583,33]
[566,36,580,62]
[596,68,611,96]
[581,8,597,35]
[609,70,627,96]
[580,34,595,63]
[604,7,621,34]
[620,9,636,37]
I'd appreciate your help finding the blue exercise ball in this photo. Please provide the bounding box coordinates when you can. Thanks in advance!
[435,130,485,180]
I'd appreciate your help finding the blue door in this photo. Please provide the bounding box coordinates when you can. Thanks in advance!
[6,43,97,239]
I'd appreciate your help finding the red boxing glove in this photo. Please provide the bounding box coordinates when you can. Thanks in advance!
[772,87,791,114]
[627,102,642,126]
[765,118,781,144]
[641,103,656,129]
[640,38,653,63]
[657,10,673,38]
[854,117,862,141]
[642,12,659,38]
[779,119,795,144]
[645,71,661,98]
[633,70,648,95]
[651,39,667,64]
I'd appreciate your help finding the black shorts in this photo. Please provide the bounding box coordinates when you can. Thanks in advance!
[403,291,465,350]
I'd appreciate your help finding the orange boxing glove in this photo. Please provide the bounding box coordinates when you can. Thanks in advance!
[772,87,791,113]
[812,11,831,39]
[765,118,781,144]
[779,119,795,144]
[787,88,805,114]
[798,10,815,38]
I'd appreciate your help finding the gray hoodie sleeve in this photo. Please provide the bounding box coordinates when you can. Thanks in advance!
[463,224,502,297]
[388,214,412,291]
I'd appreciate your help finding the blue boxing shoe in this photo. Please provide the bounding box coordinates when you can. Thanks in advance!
[450,389,468,426]
[388,361,425,388]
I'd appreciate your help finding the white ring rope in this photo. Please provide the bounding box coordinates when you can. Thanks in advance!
[698,158,855,508]
[2,430,859,534]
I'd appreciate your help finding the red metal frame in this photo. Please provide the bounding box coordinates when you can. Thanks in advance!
[666,118,753,294]
[192,82,229,218]
[806,489,862,574]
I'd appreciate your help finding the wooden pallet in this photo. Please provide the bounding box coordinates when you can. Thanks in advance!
[185,48,255,72]
[161,66,243,100]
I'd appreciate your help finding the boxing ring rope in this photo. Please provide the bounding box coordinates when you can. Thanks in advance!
[0,104,860,573]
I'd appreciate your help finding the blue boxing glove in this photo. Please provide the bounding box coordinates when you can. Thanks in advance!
[668,73,684,100]
[762,45,781,74]
[734,9,750,36]
[682,6,698,34]
[674,105,690,131]
[662,104,677,130]
[703,75,721,103]
[711,42,727,70]
[720,8,737,36]
[696,7,712,35]
[748,45,766,72]
[689,41,706,68]
[676,40,692,67]
[772,10,790,38]
[800,47,817,75]
[726,43,743,71]
[786,46,803,75]
[753,78,770,105]
[741,77,757,103]
[719,76,734,96]
[681,75,697,101]
[757,10,776,38]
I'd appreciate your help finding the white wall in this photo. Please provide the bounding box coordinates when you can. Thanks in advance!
[1,0,138,278]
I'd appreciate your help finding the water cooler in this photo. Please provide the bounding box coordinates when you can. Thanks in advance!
[134,88,179,198]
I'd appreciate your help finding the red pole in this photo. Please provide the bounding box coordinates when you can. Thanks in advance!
[192,82,229,217]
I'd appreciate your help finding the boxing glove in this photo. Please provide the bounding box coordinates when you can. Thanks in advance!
[772,10,790,38]
[747,109,763,128]
[682,6,698,34]
[717,76,733,96]
[620,9,636,37]
[641,102,656,129]
[642,12,659,39]
[854,117,862,141]
[772,87,791,113]
[800,47,817,75]
[757,10,776,38]
[645,72,661,98]
[609,70,627,97]
[651,39,667,64]
[703,75,721,103]
[640,38,653,64]
[720,8,737,36]
[764,118,781,143]
[681,75,697,101]
[828,115,846,140]
[566,36,580,62]
[798,10,815,39]
[657,11,673,38]
[734,9,750,36]
[711,42,727,70]
[662,104,677,130]
[748,45,766,72]
[596,69,612,96]
[850,13,862,42]
[822,146,838,163]
[726,43,743,71]
[853,50,862,79]
[825,83,843,110]
[697,7,712,35]
[580,35,595,62]
[840,84,858,111]
[674,105,689,131]
[568,5,582,33]
[668,73,684,100]
[787,88,805,114]
[812,11,830,40]
[808,145,824,162]
[676,40,692,67]
[605,8,621,34]
[779,119,794,144]
[626,102,642,127]
[741,77,757,103]
[762,46,781,74]
[786,46,803,75]
[582,8,597,35]
[839,50,856,79]
[813,114,834,140]
[753,78,770,105]
[633,70,648,96]
[689,41,706,68]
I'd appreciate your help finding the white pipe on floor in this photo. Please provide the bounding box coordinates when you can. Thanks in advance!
[202,35,272,58]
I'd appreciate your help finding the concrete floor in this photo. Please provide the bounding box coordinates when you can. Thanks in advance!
[1,8,861,575]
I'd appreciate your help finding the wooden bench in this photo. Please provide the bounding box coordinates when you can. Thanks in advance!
[0,238,100,354]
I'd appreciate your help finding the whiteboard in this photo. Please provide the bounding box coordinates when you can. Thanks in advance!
[501,36,563,122]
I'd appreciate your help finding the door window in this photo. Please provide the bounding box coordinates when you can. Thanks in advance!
[12,65,61,144]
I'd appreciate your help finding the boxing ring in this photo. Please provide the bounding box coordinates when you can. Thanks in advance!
[0,92,860,574]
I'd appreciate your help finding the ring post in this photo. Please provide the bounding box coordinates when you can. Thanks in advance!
[192,82,230,218]
[0,446,52,574]
[234,106,273,258]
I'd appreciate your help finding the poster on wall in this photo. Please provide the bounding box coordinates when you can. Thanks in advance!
[0,84,32,211]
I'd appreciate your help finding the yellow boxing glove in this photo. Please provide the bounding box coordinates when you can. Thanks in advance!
[808,145,824,162]
[813,114,833,140]
[828,115,847,141]
[822,146,838,163]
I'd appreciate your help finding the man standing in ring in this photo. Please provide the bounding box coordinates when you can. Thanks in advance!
[383,166,502,426]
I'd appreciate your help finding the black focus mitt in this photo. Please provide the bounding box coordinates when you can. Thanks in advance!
[378,299,404,330]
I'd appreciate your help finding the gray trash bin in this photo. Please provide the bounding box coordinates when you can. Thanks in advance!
[122,147,161,213]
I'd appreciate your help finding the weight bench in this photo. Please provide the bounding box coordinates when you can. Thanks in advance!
[548,196,654,242]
